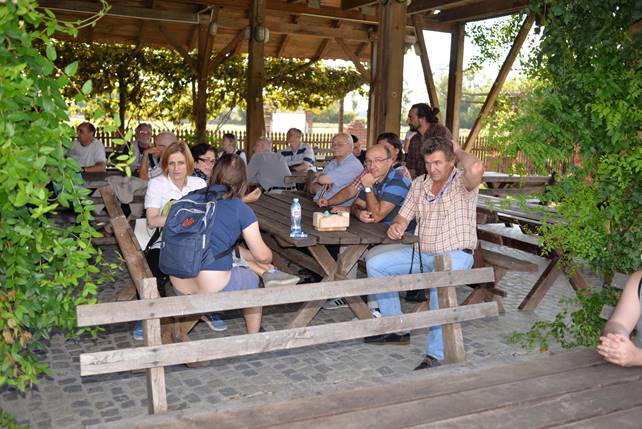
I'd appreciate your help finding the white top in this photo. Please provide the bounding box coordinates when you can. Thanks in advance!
[144,174,207,212]
[247,152,292,191]
[280,143,316,171]
[68,138,106,168]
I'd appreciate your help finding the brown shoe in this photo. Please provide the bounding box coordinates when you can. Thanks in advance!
[414,355,441,371]
[364,333,410,345]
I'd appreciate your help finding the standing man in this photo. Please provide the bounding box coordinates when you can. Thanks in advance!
[68,122,106,173]
[364,137,484,371]
[280,128,316,173]
[309,133,363,208]
[405,103,453,178]
[247,137,292,192]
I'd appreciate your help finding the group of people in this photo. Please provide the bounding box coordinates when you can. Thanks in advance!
[67,106,642,372]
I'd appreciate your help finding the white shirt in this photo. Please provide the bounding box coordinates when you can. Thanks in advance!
[68,138,106,168]
[144,174,207,212]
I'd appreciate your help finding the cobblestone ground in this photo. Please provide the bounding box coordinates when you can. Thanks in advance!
[1,224,605,428]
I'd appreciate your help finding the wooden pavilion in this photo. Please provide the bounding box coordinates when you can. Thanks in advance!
[40,0,533,153]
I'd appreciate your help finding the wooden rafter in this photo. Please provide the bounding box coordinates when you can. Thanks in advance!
[463,13,534,151]
[341,0,378,11]
[408,0,468,15]
[437,0,530,23]
[311,20,342,62]
[412,15,441,121]
[210,30,245,70]
[276,15,300,58]
[40,0,198,24]
[157,24,196,69]
[445,23,464,139]
[335,37,370,83]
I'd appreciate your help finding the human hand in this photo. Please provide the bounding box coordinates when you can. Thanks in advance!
[146,147,160,156]
[361,172,375,188]
[597,333,641,367]
[357,209,374,223]
[317,197,329,207]
[242,187,262,203]
[387,222,404,240]
[331,206,350,214]
[451,138,462,156]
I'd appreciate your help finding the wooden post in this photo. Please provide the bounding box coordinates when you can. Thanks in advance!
[446,23,464,140]
[195,12,217,144]
[463,14,534,151]
[140,277,168,414]
[338,97,344,132]
[412,15,441,123]
[435,255,466,364]
[373,0,406,137]
[246,0,267,159]
[366,34,379,147]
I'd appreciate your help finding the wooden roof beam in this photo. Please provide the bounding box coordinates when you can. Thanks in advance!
[437,0,531,23]
[408,0,468,15]
[210,30,245,70]
[157,24,197,69]
[39,0,199,24]
[341,0,378,11]
[276,15,300,58]
[335,37,370,83]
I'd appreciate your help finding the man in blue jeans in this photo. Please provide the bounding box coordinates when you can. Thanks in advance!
[365,136,484,370]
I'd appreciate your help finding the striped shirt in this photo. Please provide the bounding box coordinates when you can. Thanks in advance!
[280,143,315,171]
[357,167,412,225]
[399,168,478,253]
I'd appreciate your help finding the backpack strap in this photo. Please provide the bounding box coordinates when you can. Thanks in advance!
[144,227,161,253]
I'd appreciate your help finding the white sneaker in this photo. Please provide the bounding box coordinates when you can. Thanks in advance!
[323,298,348,309]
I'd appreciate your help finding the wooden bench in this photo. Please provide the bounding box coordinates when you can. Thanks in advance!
[77,250,498,416]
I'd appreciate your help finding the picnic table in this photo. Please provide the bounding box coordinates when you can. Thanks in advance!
[112,348,642,429]
[249,191,416,327]
[475,194,589,310]
[481,172,554,197]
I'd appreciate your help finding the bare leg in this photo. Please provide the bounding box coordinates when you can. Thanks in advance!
[239,246,271,275]
[242,307,262,333]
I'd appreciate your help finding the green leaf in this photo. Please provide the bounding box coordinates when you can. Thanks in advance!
[45,44,56,61]
[64,61,78,76]
[81,79,92,95]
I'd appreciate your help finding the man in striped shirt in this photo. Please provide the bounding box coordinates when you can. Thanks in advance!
[280,128,316,173]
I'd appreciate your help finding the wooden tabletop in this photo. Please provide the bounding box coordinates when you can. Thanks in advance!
[250,192,416,248]
[116,348,642,429]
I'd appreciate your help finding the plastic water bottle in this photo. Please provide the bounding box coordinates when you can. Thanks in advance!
[290,198,302,236]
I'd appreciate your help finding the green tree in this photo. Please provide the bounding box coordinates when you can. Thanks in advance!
[0,0,109,395]
[496,0,642,349]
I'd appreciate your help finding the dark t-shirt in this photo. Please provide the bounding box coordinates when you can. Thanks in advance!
[202,184,257,271]
[405,124,454,178]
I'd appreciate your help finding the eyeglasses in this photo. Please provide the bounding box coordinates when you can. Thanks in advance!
[331,141,350,147]
[365,157,390,166]
[198,157,216,164]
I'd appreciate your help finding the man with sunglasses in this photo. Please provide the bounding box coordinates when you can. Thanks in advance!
[364,136,483,371]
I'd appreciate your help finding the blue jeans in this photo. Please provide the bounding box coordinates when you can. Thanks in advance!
[366,245,474,360]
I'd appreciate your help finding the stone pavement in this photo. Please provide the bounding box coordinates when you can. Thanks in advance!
[1,224,605,428]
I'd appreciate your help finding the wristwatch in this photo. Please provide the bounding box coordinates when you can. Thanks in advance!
[364,186,372,193]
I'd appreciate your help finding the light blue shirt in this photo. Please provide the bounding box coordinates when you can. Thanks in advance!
[313,154,363,207]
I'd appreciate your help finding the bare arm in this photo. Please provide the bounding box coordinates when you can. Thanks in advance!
[84,162,106,173]
[242,222,272,264]
[364,192,397,223]
[292,162,312,173]
[316,173,333,185]
[146,207,166,229]
[318,183,358,207]
[453,139,483,192]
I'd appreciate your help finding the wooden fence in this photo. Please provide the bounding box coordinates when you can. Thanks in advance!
[96,128,568,175]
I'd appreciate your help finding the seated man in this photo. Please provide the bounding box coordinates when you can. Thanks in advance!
[247,137,292,192]
[122,123,153,176]
[309,133,363,208]
[317,132,409,208]
[280,127,316,173]
[218,133,247,164]
[138,132,175,181]
[365,136,484,371]
[68,122,106,173]
[598,271,642,367]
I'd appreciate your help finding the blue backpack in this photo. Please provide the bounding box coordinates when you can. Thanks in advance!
[159,187,232,278]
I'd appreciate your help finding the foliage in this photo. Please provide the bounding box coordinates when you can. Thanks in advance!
[466,14,527,74]
[508,287,621,351]
[0,407,27,429]
[52,41,367,126]
[314,100,357,124]
[494,0,642,349]
[0,0,111,391]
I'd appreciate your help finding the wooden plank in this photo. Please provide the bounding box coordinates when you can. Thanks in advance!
[435,256,465,364]
[445,23,464,139]
[519,256,562,310]
[307,244,338,279]
[335,37,371,83]
[476,227,541,255]
[341,0,377,11]
[415,375,642,429]
[78,268,495,326]
[554,405,642,428]
[210,30,245,70]
[481,247,538,272]
[437,0,530,23]
[93,349,612,429]
[464,14,534,151]
[262,234,324,275]
[139,278,167,414]
[80,302,498,375]
[408,0,467,14]
[412,15,440,121]
[480,186,546,197]
[335,244,368,278]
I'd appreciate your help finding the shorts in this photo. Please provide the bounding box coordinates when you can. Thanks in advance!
[222,266,259,292]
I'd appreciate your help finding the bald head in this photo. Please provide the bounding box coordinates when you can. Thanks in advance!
[365,144,393,180]
[154,132,176,158]
[254,137,272,153]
